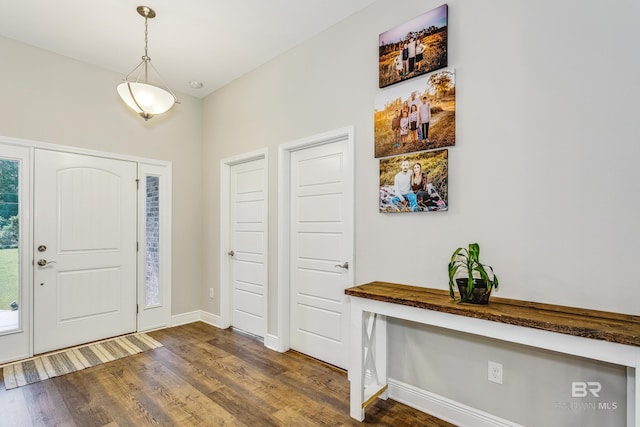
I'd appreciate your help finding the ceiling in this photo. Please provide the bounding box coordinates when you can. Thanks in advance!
[0,0,378,98]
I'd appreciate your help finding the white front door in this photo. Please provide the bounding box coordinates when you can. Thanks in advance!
[289,133,353,369]
[33,150,137,354]
[229,158,267,338]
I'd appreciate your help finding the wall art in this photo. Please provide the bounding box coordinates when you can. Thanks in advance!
[379,149,448,213]
[378,4,448,88]
[374,68,455,158]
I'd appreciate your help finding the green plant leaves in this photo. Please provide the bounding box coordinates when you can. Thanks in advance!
[468,242,480,262]
[447,242,499,302]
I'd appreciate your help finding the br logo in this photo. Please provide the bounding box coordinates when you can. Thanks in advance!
[571,381,602,398]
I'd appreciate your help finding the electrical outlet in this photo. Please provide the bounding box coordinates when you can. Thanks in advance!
[488,361,503,384]
[209,287,214,299]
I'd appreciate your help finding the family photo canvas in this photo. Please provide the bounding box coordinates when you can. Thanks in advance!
[378,4,448,88]
[374,68,455,158]
[379,149,448,213]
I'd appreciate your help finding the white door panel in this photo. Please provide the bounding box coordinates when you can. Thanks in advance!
[295,304,342,342]
[235,201,264,223]
[297,233,344,260]
[295,269,345,303]
[235,230,264,254]
[234,259,264,283]
[298,194,343,222]
[290,133,353,369]
[58,169,121,251]
[234,287,263,314]
[57,268,122,320]
[34,150,137,354]
[229,158,267,338]
[296,153,343,186]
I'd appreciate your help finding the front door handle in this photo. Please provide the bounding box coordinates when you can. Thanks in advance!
[228,250,235,257]
[37,259,57,267]
[334,261,349,270]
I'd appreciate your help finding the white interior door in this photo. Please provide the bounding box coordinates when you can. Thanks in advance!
[229,158,267,338]
[34,150,137,354]
[289,136,353,369]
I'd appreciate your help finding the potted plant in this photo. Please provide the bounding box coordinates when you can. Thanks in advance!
[448,242,499,304]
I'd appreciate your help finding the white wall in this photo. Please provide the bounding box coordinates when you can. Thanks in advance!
[202,0,638,425]
[0,35,204,316]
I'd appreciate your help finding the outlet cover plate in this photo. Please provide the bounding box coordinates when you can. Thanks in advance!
[488,360,503,384]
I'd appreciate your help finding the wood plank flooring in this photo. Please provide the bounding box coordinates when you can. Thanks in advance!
[0,322,454,426]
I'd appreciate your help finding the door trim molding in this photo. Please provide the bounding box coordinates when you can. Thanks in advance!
[276,126,355,353]
[219,148,269,335]
[0,135,172,361]
[0,135,169,166]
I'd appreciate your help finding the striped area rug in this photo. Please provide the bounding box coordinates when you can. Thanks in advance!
[2,333,162,390]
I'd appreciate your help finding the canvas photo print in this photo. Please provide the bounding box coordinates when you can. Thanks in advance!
[378,4,448,88]
[379,149,448,213]
[374,68,455,158]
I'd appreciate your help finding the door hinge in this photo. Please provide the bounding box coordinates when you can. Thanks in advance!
[136,242,139,252]
[136,178,140,190]
[136,304,139,314]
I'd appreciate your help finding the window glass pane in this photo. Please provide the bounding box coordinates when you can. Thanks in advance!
[145,176,160,307]
[0,159,20,333]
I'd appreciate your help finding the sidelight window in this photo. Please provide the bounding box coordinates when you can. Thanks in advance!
[145,175,160,307]
[0,159,20,333]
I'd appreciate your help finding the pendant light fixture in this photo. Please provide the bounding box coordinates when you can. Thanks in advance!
[117,6,178,121]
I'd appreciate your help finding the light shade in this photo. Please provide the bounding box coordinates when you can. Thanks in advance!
[117,82,176,120]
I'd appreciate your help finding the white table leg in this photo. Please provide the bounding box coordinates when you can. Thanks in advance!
[376,314,388,400]
[349,298,390,421]
[350,302,365,421]
[629,366,638,427]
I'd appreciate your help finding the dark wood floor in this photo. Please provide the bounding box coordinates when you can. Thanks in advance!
[0,322,454,426]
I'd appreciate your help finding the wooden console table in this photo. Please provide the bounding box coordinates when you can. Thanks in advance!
[345,281,640,425]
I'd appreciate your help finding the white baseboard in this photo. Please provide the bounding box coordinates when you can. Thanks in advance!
[171,311,283,353]
[388,379,523,427]
[265,334,280,351]
[171,310,223,328]
[199,311,223,328]
[171,310,202,326]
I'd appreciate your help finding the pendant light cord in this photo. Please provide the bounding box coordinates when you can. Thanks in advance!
[143,14,150,83]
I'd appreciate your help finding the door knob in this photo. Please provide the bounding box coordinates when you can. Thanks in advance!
[334,261,349,270]
[228,250,235,257]
[37,259,57,267]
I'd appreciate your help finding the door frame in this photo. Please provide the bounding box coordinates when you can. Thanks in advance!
[219,148,269,339]
[276,126,354,353]
[0,135,172,363]
[0,141,32,364]
[137,162,173,332]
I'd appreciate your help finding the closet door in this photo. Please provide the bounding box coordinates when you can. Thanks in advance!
[289,137,353,369]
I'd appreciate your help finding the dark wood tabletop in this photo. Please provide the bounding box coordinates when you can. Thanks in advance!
[345,281,640,347]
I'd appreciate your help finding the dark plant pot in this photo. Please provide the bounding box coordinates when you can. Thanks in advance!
[456,278,491,304]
